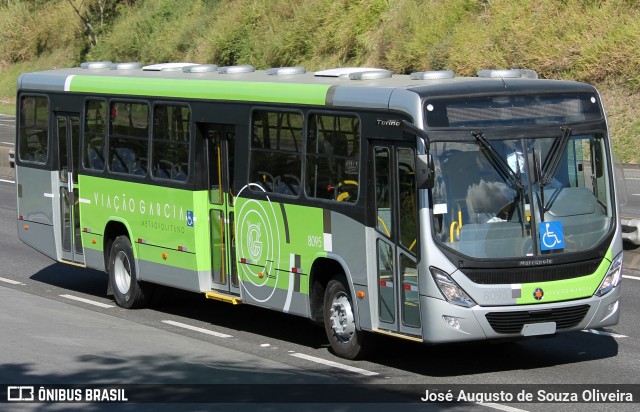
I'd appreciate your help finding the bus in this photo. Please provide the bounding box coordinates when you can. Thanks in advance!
[15,63,623,359]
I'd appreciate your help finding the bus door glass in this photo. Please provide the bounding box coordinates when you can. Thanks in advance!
[205,124,239,294]
[56,113,84,263]
[373,143,422,336]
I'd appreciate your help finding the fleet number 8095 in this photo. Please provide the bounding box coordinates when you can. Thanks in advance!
[308,235,323,248]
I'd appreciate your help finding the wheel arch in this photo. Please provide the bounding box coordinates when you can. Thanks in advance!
[309,255,360,327]
[103,218,133,274]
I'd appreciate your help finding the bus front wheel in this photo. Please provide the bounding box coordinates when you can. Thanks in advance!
[108,235,150,309]
[323,277,369,360]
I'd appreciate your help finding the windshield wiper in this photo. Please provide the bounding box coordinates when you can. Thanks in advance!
[536,127,572,219]
[540,126,572,187]
[472,131,524,190]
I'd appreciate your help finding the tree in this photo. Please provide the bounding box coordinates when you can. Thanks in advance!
[65,0,135,46]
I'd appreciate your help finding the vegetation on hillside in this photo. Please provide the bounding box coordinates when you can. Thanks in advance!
[1,0,639,162]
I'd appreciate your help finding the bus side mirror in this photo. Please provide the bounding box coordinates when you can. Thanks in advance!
[399,120,435,189]
[416,153,435,189]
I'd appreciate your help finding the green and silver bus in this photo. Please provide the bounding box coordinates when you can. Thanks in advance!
[15,63,623,359]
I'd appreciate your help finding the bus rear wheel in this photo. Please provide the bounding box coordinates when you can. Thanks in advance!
[323,277,370,360]
[108,235,150,309]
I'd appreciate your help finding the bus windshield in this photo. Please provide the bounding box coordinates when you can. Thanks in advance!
[431,133,613,259]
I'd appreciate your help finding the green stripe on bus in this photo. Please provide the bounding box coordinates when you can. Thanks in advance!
[515,248,612,304]
[68,76,331,105]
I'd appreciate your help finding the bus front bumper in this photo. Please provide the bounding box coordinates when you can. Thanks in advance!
[420,285,621,343]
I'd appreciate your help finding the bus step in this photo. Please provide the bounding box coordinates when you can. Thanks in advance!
[373,328,423,343]
[205,291,242,305]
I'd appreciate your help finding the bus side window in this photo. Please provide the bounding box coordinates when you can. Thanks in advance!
[108,101,149,177]
[305,114,360,202]
[83,99,106,171]
[152,104,190,182]
[249,110,302,196]
[18,96,49,164]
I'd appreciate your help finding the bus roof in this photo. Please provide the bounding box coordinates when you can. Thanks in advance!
[17,64,598,109]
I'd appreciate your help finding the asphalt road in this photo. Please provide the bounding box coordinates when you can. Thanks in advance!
[0,179,639,412]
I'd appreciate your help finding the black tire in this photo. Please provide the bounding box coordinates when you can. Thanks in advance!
[108,235,151,309]
[323,277,370,360]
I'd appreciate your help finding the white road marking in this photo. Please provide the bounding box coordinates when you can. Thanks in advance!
[0,276,24,285]
[60,294,115,308]
[162,320,232,338]
[582,329,627,338]
[478,402,529,412]
[290,352,378,376]
[623,274,640,281]
[0,178,15,184]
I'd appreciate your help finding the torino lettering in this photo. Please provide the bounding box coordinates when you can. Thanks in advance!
[92,192,185,221]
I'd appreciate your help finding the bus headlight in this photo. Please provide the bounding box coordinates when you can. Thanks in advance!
[430,267,476,308]
[595,253,623,297]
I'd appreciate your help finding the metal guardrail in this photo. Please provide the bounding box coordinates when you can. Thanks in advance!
[0,115,15,176]
[618,164,640,245]
[0,114,14,142]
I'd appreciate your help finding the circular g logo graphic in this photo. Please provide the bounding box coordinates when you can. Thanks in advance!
[247,222,263,261]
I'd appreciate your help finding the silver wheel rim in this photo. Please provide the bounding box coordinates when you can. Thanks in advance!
[113,250,131,295]
[329,291,355,343]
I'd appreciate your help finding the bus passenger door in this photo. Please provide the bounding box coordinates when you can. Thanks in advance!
[56,113,84,264]
[373,143,422,337]
[204,124,239,295]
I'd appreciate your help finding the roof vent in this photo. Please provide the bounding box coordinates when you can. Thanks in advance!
[314,67,388,78]
[115,62,143,70]
[267,66,306,75]
[183,64,218,73]
[349,70,393,80]
[218,65,255,74]
[410,70,455,80]
[519,69,539,79]
[477,69,523,78]
[80,61,115,69]
[142,63,198,71]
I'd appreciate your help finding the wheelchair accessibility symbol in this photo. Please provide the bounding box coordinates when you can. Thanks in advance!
[539,221,564,251]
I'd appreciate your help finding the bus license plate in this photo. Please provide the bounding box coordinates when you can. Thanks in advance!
[521,322,556,336]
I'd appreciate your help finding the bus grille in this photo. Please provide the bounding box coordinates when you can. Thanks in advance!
[463,259,602,284]
[485,305,590,334]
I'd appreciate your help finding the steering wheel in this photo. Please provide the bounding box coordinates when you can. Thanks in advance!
[334,180,358,202]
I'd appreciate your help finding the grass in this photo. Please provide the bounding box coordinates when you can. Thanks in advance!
[0,101,15,115]
[1,0,639,162]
